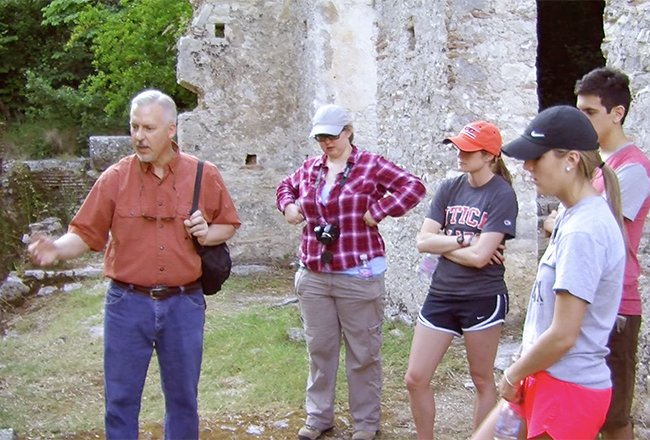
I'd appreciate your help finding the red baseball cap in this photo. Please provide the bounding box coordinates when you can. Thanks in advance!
[443,120,502,156]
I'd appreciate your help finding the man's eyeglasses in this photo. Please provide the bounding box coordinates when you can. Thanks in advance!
[314,133,341,142]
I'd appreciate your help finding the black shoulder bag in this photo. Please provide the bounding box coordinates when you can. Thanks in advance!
[191,161,232,295]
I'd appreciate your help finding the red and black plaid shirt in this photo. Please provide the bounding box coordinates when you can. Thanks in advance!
[276,146,425,272]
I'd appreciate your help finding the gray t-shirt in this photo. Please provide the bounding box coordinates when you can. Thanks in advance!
[426,174,518,298]
[522,196,625,389]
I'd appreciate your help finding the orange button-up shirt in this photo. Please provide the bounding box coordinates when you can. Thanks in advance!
[69,148,240,286]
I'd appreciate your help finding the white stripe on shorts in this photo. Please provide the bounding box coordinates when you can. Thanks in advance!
[463,293,505,333]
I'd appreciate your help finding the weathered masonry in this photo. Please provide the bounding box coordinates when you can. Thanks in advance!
[177,0,650,423]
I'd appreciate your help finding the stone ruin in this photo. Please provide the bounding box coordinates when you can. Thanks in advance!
[176,0,650,426]
[0,0,648,429]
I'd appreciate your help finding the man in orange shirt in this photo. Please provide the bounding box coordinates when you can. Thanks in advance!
[28,89,240,439]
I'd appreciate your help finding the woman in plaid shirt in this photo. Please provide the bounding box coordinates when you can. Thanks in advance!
[276,104,425,440]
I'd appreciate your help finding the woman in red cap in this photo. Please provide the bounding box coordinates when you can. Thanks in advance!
[405,121,518,439]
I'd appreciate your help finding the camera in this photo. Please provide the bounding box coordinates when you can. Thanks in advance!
[314,224,340,245]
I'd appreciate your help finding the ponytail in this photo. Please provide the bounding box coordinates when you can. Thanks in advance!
[553,149,623,230]
[480,151,513,186]
[578,151,624,229]
[493,156,513,187]
[597,163,624,228]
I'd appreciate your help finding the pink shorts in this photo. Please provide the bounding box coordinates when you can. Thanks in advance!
[509,370,611,439]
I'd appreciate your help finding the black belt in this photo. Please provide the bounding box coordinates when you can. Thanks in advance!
[112,280,201,300]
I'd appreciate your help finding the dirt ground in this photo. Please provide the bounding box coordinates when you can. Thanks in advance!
[4,262,502,440]
[8,274,648,440]
[6,261,621,440]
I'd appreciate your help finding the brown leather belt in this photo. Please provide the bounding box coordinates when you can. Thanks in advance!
[112,280,202,300]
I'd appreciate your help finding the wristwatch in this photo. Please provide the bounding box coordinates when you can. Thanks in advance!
[457,234,472,247]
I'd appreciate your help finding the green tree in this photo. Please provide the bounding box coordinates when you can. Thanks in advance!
[64,0,194,119]
[0,0,81,121]
[1,0,194,158]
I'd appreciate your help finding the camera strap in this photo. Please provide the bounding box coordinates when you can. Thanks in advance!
[313,162,352,225]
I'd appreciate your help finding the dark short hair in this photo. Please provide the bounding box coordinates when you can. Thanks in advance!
[574,67,632,124]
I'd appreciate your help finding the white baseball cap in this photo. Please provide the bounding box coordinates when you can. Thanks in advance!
[308,104,350,138]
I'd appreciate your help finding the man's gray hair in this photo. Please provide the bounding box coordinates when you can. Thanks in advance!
[130,89,177,124]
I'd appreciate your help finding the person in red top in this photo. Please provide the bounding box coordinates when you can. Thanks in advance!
[575,67,650,440]
[276,104,425,440]
[28,89,240,440]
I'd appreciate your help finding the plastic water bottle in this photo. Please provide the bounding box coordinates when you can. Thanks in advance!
[359,254,372,279]
[417,254,439,282]
[494,401,522,440]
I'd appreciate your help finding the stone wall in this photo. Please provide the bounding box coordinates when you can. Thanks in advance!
[1,159,94,221]
[176,0,541,314]
[179,0,650,424]
[177,0,312,263]
[372,0,539,320]
[371,0,452,315]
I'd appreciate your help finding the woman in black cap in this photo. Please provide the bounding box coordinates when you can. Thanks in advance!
[472,105,626,440]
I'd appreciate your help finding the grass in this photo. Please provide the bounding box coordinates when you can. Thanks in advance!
[0,284,105,436]
[201,305,307,412]
[0,268,471,439]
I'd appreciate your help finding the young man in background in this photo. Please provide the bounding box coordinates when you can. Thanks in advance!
[575,67,650,440]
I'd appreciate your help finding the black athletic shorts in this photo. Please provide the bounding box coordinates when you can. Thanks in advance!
[417,293,508,337]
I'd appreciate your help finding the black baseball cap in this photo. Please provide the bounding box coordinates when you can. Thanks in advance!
[502,105,598,160]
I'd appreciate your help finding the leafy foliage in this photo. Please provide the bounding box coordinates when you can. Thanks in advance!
[62,0,195,119]
[0,0,194,157]
[0,0,77,122]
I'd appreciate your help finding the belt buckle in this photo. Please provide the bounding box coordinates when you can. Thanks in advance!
[149,286,168,299]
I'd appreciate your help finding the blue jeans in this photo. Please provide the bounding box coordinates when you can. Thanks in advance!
[104,281,205,440]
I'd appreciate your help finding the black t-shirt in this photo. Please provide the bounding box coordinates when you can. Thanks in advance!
[426,174,518,298]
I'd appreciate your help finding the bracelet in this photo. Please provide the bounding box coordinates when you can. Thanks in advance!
[503,369,516,387]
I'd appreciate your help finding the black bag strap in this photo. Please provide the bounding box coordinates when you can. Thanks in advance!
[191,160,204,215]
[191,161,204,251]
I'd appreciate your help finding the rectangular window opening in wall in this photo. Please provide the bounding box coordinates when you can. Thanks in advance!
[406,16,415,51]
[245,154,257,166]
[214,23,226,38]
